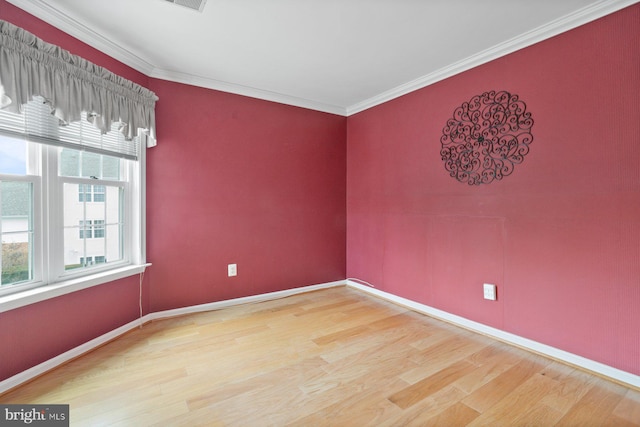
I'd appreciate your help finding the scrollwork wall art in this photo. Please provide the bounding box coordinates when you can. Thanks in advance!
[440,90,534,185]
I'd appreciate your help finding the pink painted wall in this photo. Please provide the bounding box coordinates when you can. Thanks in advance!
[0,276,142,381]
[347,4,640,375]
[1,0,637,384]
[145,79,347,312]
[0,0,346,381]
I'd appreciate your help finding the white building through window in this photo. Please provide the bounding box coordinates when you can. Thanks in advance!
[78,184,105,203]
[79,220,93,239]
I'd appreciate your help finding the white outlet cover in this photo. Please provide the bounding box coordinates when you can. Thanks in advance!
[483,283,497,300]
[228,264,237,277]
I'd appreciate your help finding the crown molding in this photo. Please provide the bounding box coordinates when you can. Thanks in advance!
[150,68,347,116]
[6,0,637,117]
[346,0,639,116]
[5,0,347,115]
[6,0,156,76]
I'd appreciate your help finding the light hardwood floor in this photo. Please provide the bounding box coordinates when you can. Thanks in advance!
[2,286,639,426]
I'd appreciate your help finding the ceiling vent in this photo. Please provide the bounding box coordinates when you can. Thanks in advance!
[164,0,207,12]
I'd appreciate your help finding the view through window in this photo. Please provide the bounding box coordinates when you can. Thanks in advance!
[0,115,135,294]
[0,137,34,286]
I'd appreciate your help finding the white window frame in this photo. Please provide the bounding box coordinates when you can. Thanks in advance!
[0,135,148,313]
[53,153,129,280]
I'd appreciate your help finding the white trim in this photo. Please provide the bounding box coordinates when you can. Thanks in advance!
[346,280,640,389]
[0,279,345,395]
[346,0,638,115]
[7,0,637,116]
[149,69,347,116]
[5,0,156,76]
[145,280,346,322]
[0,316,145,395]
[5,0,346,116]
[2,278,638,395]
[0,263,151,314]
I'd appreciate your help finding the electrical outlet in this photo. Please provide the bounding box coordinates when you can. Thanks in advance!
[483,283,497,300]
[228,263,237,277]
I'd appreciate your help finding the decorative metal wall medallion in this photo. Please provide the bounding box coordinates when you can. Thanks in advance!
[440,90,534,185]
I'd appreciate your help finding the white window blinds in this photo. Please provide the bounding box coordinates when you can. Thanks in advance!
[0,97,139,160]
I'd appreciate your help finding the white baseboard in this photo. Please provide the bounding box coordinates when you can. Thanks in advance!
[0,317,145,395]
[346,280,640,389]
[2,278,637,395]
[145,280,345,321]
[0,280,345,395]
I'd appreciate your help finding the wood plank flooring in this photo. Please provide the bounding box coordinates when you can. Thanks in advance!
[2,286,639,426]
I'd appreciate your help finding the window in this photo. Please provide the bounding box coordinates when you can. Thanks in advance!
[0,175,34,287]
[0,21,155,306]
[0,99,146,297]
[93,186,106,202]
[78,184,90,202]
[79,220,93,239]
[77,220,108,240]
[78,185,107,203]
[93,220,105,238]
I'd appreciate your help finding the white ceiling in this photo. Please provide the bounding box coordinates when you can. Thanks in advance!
[7,0,637,115]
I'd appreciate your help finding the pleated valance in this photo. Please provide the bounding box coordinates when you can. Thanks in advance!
[0,19,158,147]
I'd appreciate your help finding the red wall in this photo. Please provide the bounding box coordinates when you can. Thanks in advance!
[1,0,638,384]
[347,4,640,375]
[0,276,142,381]
[0,0,346,381]
[145,80,347,312]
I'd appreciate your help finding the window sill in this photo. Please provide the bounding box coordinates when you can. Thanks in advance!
[0,263,151,314]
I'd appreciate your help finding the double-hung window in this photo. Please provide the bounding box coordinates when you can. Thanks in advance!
[0,98,147,298]
[0,19,157,307]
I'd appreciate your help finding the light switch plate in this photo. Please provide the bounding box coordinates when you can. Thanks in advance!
[483,283,497,300]
[228,264,237,277]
